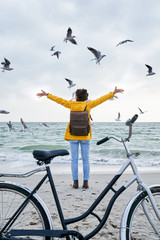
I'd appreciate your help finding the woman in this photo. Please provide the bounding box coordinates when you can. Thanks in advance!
[37,86,124,189]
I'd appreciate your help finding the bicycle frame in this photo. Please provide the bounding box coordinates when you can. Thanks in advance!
[1,162,126,240]
[1,115,160,239]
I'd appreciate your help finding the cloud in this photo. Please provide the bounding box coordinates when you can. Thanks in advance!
[0,0,160,122]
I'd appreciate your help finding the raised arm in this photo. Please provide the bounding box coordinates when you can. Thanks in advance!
[36,90,71,109]
[88,86,124,109]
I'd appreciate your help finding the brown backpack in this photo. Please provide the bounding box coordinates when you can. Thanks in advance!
[69,106,90,136]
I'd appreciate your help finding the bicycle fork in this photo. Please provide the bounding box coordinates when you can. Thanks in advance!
[139,182,160,236]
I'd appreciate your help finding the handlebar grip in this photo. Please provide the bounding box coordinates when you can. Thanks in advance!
[125,114,138,126]
[97,137,109,145]
[130,114,138,124]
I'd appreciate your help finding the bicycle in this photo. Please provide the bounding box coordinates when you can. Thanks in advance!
[0,114,160,239]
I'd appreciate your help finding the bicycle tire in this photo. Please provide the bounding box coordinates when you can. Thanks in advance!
[0,181,53,240]
[124,186,160,240]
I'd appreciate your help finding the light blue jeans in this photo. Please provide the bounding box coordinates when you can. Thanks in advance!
[69,140,90,181]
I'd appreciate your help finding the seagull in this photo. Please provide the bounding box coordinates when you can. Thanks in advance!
[70,92,75,101]
[109,95,118,101]
[41,122,49,127]
[64,27,77,45]
[51,51,61,59]
[138,107,147,114]
[65,78,76,89]
[7,121,14,131]
[145,64,155,76]
[116,39,134,47]
[1,58,14,72]
[115,112,121,121]
[87,47,106,65]
[0,110,10,114]
[50,46,55,51]
[20,118,28,130]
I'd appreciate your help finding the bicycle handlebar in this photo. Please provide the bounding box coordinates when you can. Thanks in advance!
[131,114,138,124]
[97,137,110,145]
[125,114,138,126]
[97,114,138,145]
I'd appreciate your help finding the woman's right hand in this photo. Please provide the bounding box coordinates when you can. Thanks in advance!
[37,90,48,97]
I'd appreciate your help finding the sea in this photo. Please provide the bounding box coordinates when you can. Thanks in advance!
[0,121,160,171]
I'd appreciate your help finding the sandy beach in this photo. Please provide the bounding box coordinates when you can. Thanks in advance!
[1,162,160,239]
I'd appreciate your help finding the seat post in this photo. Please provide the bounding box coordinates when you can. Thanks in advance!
[46,165,67,230]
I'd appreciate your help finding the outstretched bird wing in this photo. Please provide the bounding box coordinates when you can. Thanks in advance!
[145,64,152,73]
[87,47,100,58]
[66,27,72,38]
[65,78,73,86]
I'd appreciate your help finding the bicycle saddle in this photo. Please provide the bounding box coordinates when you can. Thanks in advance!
[32,149,69,165]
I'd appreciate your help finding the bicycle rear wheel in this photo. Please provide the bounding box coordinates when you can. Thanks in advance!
[0,181,53,240]
[124,186,160,240]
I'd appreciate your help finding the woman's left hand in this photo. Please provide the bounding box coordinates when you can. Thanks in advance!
[113,86,124,94]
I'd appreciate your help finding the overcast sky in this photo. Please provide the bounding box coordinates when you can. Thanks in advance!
[0,0,160,122]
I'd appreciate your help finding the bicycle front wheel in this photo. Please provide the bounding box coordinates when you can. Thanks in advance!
[124,186,160,240]
[0,181,53,240]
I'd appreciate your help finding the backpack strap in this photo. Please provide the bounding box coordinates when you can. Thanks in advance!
[90,115,93,121]
[84,104,93,121]
[84,104,87,111]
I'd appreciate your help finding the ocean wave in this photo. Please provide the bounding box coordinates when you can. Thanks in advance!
[0,122,160,167]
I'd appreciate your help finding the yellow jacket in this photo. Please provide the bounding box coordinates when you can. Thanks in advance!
[47,92,114,141]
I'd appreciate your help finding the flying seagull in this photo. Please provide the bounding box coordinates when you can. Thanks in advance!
[1,58,14,72]
[50,46,55,51]
[109,95,118,101]
[65,78,76,89]
[116,39,134,47]
[41,122,49,127]
[87,47,106,65]
[7,121,14,131]
[138,107,147,114]
[115,112,121,121]
[145,64,155,76]
[20,118,28,130]
[70,92,75,101]
[0,110,10,114]
[51,51,61,59]
[64,27,77,45]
